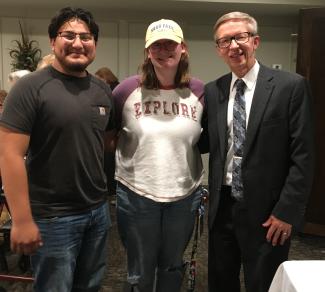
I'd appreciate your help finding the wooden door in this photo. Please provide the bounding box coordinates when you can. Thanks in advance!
[296,8,325,236]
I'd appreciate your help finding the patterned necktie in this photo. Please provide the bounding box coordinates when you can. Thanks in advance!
[232,79,246,200]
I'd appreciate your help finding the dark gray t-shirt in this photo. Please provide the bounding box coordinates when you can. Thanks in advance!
[0,66,115,218]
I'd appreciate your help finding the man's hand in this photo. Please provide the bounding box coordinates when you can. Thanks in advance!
[262,215,292,246]
[10,220,43,255]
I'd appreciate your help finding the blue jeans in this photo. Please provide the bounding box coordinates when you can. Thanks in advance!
[31,202,110,292]
[116,183,202,292]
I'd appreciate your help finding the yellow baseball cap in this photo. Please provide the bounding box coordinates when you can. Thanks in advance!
[145,19,184,48]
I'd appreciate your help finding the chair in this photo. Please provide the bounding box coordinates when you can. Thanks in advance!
[0,192,34,283]
[0,193,10,272]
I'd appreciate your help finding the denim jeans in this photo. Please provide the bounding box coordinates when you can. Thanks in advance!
[116,183,202,292]
[31,202,110,292]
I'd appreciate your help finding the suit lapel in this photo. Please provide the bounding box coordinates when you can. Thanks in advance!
[216,74,231,160]
[244,65,274,160]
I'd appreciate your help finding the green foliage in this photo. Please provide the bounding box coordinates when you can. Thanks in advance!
[9,21,42,72]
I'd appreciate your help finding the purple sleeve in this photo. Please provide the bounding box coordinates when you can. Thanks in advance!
[189,78,205,108]
[112,75,141,130]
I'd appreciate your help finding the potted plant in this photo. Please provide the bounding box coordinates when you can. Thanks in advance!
[9,21,42,72]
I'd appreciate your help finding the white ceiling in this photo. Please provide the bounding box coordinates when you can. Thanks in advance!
[0,0,324,20]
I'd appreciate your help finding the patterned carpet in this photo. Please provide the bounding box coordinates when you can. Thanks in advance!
[1,197,325,292]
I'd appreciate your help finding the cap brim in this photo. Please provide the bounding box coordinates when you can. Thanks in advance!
[145,34,182,48]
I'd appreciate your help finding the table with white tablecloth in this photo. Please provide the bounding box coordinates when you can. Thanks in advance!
[269,260,325,292]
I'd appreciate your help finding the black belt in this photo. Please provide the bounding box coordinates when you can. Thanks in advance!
[220,185,240,203]
[221,185,231,194]
[220,185,244,203]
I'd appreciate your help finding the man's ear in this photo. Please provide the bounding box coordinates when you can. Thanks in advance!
[50,38,55,51]
[253,35,260,50]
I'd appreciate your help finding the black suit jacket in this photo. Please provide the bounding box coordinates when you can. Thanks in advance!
[200,64,314,231]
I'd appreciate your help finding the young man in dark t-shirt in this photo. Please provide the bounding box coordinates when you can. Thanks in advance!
[0,7,115,291]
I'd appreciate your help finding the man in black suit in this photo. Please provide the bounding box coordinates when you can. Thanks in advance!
[200,11,314,292]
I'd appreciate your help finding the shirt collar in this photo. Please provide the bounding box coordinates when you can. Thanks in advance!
[231,61,260,92]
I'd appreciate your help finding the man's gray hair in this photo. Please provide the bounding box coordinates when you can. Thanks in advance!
[213,11,258,41]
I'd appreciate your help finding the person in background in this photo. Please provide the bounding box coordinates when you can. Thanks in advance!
[113,19,205,291]
[8,70,31,86]
[95,67,120,200]
[36,53,55,70]
[199,11,314,292]
[0,7,115,292]
[0,89,7,186]
[95,67,120,91]
[0,90,7,114]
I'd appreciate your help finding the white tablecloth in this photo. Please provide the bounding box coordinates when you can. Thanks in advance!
[269,260,325,292]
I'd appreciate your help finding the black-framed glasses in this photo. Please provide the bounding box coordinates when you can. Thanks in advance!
[149,40,179,52]
[216,32,255,49]
[57,31,94,42]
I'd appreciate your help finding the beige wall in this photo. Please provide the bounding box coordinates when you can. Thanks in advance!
[0,15,297,89]
[0,15,298,184]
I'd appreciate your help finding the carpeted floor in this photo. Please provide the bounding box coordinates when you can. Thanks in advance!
[1,197,325,292]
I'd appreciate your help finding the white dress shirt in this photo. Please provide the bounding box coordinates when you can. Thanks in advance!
[224,61,260,185]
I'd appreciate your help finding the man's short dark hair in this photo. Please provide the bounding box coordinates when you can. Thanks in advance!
[48,7,99,43]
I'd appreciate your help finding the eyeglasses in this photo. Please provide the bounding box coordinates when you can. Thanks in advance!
[216,32,255,49]
[149,40,179,52]
[57,31,94,42]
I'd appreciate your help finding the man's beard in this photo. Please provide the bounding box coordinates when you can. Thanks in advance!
[57,53,93,74]
[67,62,89,72]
